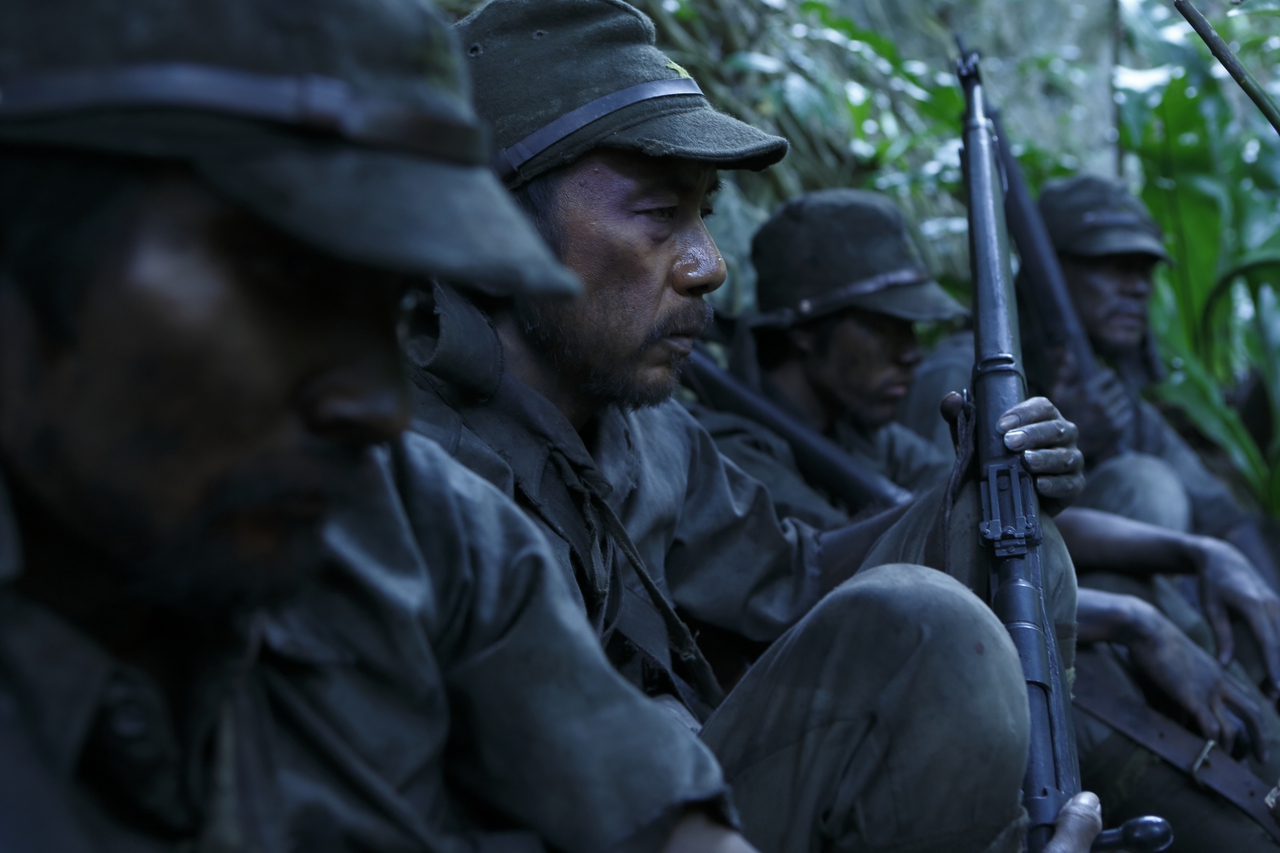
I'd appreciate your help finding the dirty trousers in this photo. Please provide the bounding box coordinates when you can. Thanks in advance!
[700,563,1031,853]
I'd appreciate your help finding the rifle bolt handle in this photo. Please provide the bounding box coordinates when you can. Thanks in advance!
[1091,816,1173,851]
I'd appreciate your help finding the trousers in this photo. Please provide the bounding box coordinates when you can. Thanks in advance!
[701,563,1031,853]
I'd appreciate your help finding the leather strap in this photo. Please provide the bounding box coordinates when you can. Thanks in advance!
[493,77,703,182]
[0,63,485,165]
[1073,673,1280,841]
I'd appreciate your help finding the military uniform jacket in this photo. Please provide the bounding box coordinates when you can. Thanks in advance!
[406,287,829,718]
[0,433,729,853]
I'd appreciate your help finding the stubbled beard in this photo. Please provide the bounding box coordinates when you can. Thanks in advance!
[514,297,712,410]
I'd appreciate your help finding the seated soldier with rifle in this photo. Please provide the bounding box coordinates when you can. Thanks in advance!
[691,186,1280,851]
[405,0,1105,850]
[0,0,810,850]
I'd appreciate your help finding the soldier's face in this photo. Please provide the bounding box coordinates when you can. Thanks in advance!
[795,309,921,431]
[516,150,725,408]
[0,173,409,609]
[1061,252,1157,357]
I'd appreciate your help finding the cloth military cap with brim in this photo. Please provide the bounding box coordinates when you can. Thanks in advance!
[1039,175,1170,263]
[0,0,579,298]
[752,189,966,325]
[458,0,789,188]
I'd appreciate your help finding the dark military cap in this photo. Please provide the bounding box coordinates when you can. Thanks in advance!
[0,0,579,297]
[752,189,966,325]
[1039,175,1170,262]
[458,0,789,188]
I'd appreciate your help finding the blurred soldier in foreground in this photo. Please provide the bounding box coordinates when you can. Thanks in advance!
[696,188,1280,850]
[407,1,1101,850]
[0,0,776,850]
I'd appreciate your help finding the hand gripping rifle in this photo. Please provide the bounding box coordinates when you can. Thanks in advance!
[955,42,1172,853]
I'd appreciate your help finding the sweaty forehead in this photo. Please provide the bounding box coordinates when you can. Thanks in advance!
[574,150,720,196]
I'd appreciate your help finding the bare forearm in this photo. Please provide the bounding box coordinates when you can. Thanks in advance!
[1076,587,1159,645]
[1056,508,1198,576]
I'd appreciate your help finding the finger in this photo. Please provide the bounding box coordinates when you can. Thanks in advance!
[1242,603,1280,690]
[1043,792,1102,853]
[1189,698,1223,746]
[1023,448,1084,475]
[940,391,964,425]
[997,396,1059,432]
[1205,595,1235,666]
[1035,473,1086,501]
[1005,418,1078,452]
[1214,700,1242,757]
[1225,683,1269,763]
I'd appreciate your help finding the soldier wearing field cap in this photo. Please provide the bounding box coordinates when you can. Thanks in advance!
[0,0,787,850]
[692,189,961,524]
[404,1,1107,851]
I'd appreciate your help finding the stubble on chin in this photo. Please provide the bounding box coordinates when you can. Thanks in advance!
[515,297,710,411]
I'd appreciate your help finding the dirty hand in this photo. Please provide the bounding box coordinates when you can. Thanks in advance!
[1125,594,1267,761]
[941,392,1085,509]
[1043,792,1103,853]
[1193,535,1280,702]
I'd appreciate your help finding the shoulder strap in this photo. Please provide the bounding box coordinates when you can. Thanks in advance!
[1073,671,1280,841]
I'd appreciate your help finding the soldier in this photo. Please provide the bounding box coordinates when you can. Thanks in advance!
[694,190,1280,849]
[903,176,1266,552]
[408,1,1102,850]
[691,188,961,523]
[0,0,785,850]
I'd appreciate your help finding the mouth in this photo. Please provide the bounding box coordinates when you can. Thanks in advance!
[661,334,697,357]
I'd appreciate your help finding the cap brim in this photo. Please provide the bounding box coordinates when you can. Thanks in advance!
[846,280,969,323]
[603,102,788,171]
[1063,228,1171,263]
[197,147,581,298]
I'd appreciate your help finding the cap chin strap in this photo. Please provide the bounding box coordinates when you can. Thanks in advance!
[493,77,703,182]
[0,63,486,165]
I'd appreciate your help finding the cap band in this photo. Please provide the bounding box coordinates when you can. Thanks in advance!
[493,77,703,182]
[0,63,486,165]
[795,267,930,320]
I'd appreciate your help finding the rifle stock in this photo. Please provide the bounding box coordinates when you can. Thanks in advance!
[682,348,914,511]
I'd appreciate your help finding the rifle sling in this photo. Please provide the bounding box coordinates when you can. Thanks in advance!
[1072,672,1280,840]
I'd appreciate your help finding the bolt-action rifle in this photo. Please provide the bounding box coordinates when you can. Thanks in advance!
[955,41,1171,853]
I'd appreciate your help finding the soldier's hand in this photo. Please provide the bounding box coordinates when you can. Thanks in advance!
[1193,535,1280,701]
[1123,593,1267,761]
[1049,351,1132,463]
[997,396,1085,506]
[663,812,760,853]
[1043,792,1103,853]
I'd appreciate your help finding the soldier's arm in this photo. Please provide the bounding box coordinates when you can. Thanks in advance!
[1077,588,1267,760]
[1057,507,1280,692]
[393,433,738,853]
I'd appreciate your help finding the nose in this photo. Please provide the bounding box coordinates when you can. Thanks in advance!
[299,366,409,448]
[1121,269,1153,297]
[671,222,727,298]
[897,328,923,368]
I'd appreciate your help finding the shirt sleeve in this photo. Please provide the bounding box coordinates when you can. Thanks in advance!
[657,406,831,644]
[687,403,851,530]
[390,433,733,853]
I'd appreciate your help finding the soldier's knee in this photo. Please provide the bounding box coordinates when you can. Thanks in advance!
[1078,453,1191,532]
[820,563,1024,692]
